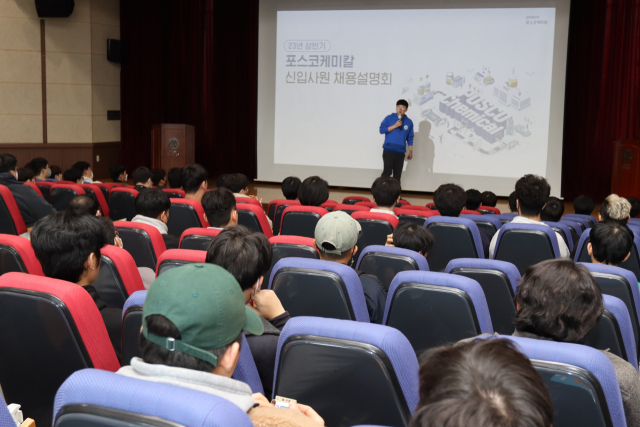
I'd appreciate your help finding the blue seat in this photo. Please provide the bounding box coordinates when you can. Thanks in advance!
[356,245,428,292]
[383,271,493,354]
[0,391,14,427]
[461,214,502,238]
[273,317,418,427]
[629,218,640,226]
[560,218,584,249]
[269,257,370,322]
[53,369,253,427]
[542,221,574,252]
[563,213,597,228]
[493,223,561,275]
[575,229,640,283]
[424,216,485,272]
[445,258,520,335]
[495,213,518,224]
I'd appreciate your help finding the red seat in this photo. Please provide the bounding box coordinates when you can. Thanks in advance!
[342,196,371,205]
[333,203,371,215]
[156,248,206,276]
[96,245,145,308]
[0,234,44,275]
[478,205,501,214]
[267,199,300,222]
[100,183,125,189]
[265,235,320,289]
[35,181,54,202]
[167,198,209,237]
[461,210,482,216]
[235,196,262,207]
[394,205,432,213]
[350,211,399,261]
[91,183,112,205]
[51,183,86,212]
[110,188,139,221]
[80,184,110,218]
[23,182,43,198]
[113,221,166,270]
[272,200,302,235]
[426,202,436,208]
[280,206,329,238]
[162,188,185,198]
[236,203,274,238]
[397,199,411,206]
[395,209,438,226]
[355,201,377,208]
[0,185,27,235]
[320,201,338,211]
[179,227,222,250]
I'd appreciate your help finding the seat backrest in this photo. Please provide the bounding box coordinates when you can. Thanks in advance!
[493,223,560,275]
[460,209,481,215]
[0,391,13,427]
[478,205,501,214]
[542,220,574,252]
[424,216,485,272]
[356,245,428,292]
[320,201,338,211]
[397,199,410,206]
[575,228,640,283]
[51,183,86,211]
[562,214,590,231]
[272,200,301,235]
[564,213,597,228]
[53,369,253,427]
[162,188,185,198]
[496,213,518,224]
[113,222,167,270]
[167,198,209,237]
[93,245,145,309]
[342,196,371,205]
[92,183,111,205]
[394,205,433,213]
[560,218,583,249]
[156,249,206,276]
[179,227,221,250]
[355,201,377,208]
[269,257,369,322]
[0,272,120,427]
[461,213,502,238]
[351,211,399,262]
[0,185,27,235]
[235,196,262,207]
[396,209,438,226]
[383,271,493,355]
[0,234,44,276]
[273,317,418,427]
[269,199,300,223]
[426,202,437,209]
[23,181,44,198]
[36,180,54,202]
[280,206,328,238]
[333,203,371,215]
[80,184,110,218]
[236,203,274,237]
[109,188,139,221]
[265,236,319,289]
[445,258,520,335]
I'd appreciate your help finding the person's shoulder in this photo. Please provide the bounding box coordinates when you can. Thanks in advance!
[405,116,414,124]
[602,350,639,386]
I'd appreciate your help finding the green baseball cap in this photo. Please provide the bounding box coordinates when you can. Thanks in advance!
[314,211,362,254]
[142,263,263,366]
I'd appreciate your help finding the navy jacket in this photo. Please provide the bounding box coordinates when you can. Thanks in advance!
[0,172,55,227]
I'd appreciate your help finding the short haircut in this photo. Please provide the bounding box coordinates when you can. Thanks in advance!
[508,191,518,213]
[412,339,553,427]
[109,164,126,181]
[371,177,402,207]
[30,157,48,176]
[216,173,229,189]
[393,221,434,254]
[515,259,603,343]
[205,225,272,291]
[31,211,108,283]
[167,167,182,189]
[63,168,83,183]
[17,167,34,182]
[298,176,329,206]
[226,173,250,193]
[201,188,236,227]
[181,163,208,194]
[135,189,171,219]
[0,153,17,173]
[540,196,564,222]
[282,176,301,200]
[627,197,640,219]
[50,165,62,177]
[396,99,408,107]
[433,184,466,217]
[590,222,634,265]
[72,161,90,172]
[515,174,550,217]
[573,195,595,215]
[599,194,631,225]
[465,189,482,211]
[66,195,100,216]
[132,167,152,185]
[151,168,167,186]
[481,191,497,207]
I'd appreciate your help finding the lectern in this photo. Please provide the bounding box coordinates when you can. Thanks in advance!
[151,124,195,170]
[612,140,640,198]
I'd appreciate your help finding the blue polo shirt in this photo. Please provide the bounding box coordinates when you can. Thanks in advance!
[379,113,414,154]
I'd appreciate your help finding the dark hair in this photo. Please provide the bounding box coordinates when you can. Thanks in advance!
[205,225,272,291]
[0,154,17,173]
[393,221,434,255]
[140,314,241,372]
[72,161,90,172]
[31,212,108,283]
[181,163,208,194]
[515,259,603,343]
[62,168,83,183]
[540,196,564,222]
[411,339,553,427]
[481,191,497,208]
[167,167,182,189]
[201,188,236,227]
[30,157,48,176]
[109,164,126,182]
[508,191,518,213]
[17,167,34,182]
[433,184,466,217]
[371,177,402,208]
[465,189,482,211]
[135,189,171,219]
[151,168,167,186]
[627,197,640,219]
[599,194,631,226]
[216,173,229,189]
[282,176,301,200]
[66,195,100,216]
[50,165,62,178]
[515,175,550,217]
[396,99,408,107]
[132,167,152,186]
[573,195,595,216]
[590,222,634,266]
[226,173,250,193]
[298,176,329,206]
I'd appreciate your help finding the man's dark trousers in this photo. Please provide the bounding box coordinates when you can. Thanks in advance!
[382,150,405,182]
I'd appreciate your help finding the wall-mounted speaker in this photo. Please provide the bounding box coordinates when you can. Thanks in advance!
[107,39,128,64]
[35,0,75,18]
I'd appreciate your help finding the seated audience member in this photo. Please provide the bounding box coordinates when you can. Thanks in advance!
[167,167,182,189]
[599,194,632,225]
[540,196,564,222]
[151,168,167,188]
[49,165,62,181]
[206,226,288,397]
[227,173,252,198]
[30,157,50,182]
[109,164,127,184]
[386,221,434,257]
[67,194,101,217]
[299,176,329,206]
[63,167,84,184]
[588,221,634,268]
[508,191,518,213]
[481,191,498,208]
[464,189,482,211]
[0,153,55,228]
[489,175,570,258]
[370,176,400,217]
[132,189,179,249]
[216,173,230,189]
[281,176,301,200]
[573,194,595,216]
[17,167,35,183]
[434,183,491,258]
[513,258,640,426]
[202,188,238,229]
[628,197,640,219]
[132,167,153,191]
[30,212,121,358]
[73,160,101,184]
[117,263,324,425]
[411,339,553,427]
[181,163,208,202]
[314,211,386,323]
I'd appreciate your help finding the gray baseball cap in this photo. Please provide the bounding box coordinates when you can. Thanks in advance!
[315,211,361,254]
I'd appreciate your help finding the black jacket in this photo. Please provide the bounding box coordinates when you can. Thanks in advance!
[357,271,387,324]
[84,284,122,361]
[0,173,55,227]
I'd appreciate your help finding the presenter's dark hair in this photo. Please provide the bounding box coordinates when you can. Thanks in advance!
[508,191,518,213]
[465,189,482,211]
[282,176,301,200]
[396,99,408,108]
[590,222,634,266]
[30,157,48,176]
[72,161,90,172]
[540,196,564,222]
[393,221,434,255]
[227,173,250,193]
[434,184,466,217]
[136,189,171,219]
[151,168,167,186]
[481,191,497,208]
[63,168,83,183]
[132,167,152,185]
[371,177,401,207]
[573,195,595,216]
[515,174,550,217]
[298,176,329,206]
[109,164,126,182]
[201,188,236,227]
[181,163,208,194]
[627,197,640,219]
[0,154,17,172]
[167,167,182,189]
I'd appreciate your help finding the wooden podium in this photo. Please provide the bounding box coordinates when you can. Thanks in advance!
[612,139,640,198]
[151,124,195,170]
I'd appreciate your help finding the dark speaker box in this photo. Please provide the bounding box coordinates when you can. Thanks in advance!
[107,39,127,64]
[35,0,75,18]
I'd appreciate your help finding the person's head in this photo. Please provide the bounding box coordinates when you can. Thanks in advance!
[465,189,482,211]
[314,211,360,265]
[508,191,518,213]
[139,264,263,377]
[181,163,209,200]
[17,167,35,183]
[371,177,402,209]
[481,191,497,208]
[205,226,272,300]
[393,221,434,256]
[411,339,553,427]
[50,165,62,181]
[515,259,603,343]
[627,197,640,219]
[72,161,92,179]
[281,176,301,200]
[298,176,329,206]
[216,173,229,189]
[226,173,250,194]
[132,167,153,188]
[515,174,550,218]
[396,99,409,117]
[30,157,49,179]
[151,168,167,187]
[0,153,18,177]
[201,188,238,228]
[433,184,466,217]
[540,196,564,222]
[109,164,127,183]
[573,195,595,216]
[62,168,83,184]
[599,194,631,225]
[167,167,182,189]
[66,195,100,217]
[135,189,171,224]
[588,221,633,266]
[31,211,108,286]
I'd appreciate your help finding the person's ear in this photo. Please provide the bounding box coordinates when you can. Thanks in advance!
[231,209,238,224]
[624,251,631,263]
[587,242,593,256]
[203,212,208,224]
[598,214,603,222]
[214,342,240,377]
[147,178,153,187]
[200,181,208,192]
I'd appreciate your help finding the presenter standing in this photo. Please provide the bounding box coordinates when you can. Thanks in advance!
[379,99,413,183]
